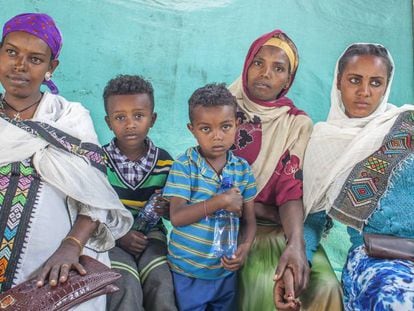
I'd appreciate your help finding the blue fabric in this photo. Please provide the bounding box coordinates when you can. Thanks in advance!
[346,154,414,250]
[363,154,414,238]
[163,146,256,279]
[172,271,237,311]
[303,211,327,263]
[304,152,414,309]
[342,245,414,311]
[305,154,414,259]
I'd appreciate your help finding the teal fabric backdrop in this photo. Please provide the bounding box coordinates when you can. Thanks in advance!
[2,0,414,278]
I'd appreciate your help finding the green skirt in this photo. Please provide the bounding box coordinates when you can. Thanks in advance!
[239,225,343,311]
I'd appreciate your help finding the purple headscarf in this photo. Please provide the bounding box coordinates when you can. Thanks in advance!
[2,13,63,94]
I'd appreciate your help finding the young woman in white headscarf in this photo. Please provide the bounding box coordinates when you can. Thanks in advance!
[302,43,414,310]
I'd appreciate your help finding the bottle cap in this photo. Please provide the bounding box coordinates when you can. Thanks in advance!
[221,177,233,188]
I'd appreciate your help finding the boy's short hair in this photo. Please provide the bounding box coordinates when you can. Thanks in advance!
[188,83,237,122]
[103,74,154,114]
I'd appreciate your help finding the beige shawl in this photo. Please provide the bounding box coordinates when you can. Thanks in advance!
[230,78,312,194]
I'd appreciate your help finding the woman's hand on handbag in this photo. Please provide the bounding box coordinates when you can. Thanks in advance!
[36,215,99,287]
[36,239,86,287]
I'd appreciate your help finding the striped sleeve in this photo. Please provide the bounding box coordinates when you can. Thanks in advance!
[242,166,257,202]
[240,160,257,202]
[163,157,191,201]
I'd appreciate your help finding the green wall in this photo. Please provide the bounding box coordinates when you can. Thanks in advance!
[2,1,413,155]
[3,0,414,277]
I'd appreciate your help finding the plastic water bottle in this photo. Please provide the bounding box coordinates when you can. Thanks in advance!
[134,193,161,234]
[212,177,239,257]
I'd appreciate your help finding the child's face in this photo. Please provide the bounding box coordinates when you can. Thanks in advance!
[337,54,388,118]
[246,45,291,101]
[0,31,58,100]
[188,105,238,161]
[105,94,156,152]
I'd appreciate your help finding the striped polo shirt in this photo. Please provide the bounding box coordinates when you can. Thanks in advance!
[163,146,256,279]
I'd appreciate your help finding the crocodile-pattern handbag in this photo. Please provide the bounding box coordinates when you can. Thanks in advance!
[0,255,121,310]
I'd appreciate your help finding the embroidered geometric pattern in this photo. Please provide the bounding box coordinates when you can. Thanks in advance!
[0,165,11,207]
[363,156,389,174]
[347,177,378,207]
[0,161,40,292]
[3,116,106,174]
[329,111,414,231]
[0,164,12,289]
[400,120,414,133]
[382,132,411,155]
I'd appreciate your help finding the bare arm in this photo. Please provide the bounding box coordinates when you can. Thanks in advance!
[239,200,257,247]
[67,214,99,245]
[275,199,310,297]
[254,202,281,224]
[279,199,304,248]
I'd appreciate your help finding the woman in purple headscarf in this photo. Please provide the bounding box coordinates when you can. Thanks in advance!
[0,13,132,310]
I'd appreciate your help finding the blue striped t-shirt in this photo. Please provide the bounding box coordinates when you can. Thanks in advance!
[163,146,256,279]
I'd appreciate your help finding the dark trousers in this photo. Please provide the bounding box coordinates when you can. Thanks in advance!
[107,233,177,311]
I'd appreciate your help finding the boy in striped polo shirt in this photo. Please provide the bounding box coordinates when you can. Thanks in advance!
[163,83,257,310]
[102,75,177,311]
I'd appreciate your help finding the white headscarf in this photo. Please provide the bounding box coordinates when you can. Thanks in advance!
[0,92,133,250]
[303,43,414,217]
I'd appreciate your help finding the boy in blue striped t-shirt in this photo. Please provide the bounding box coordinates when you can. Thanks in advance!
[163,83,257,310]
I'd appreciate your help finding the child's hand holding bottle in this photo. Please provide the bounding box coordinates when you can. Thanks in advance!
[152,190,170,218]
[221,242,250,271]
[221,188,243,216]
